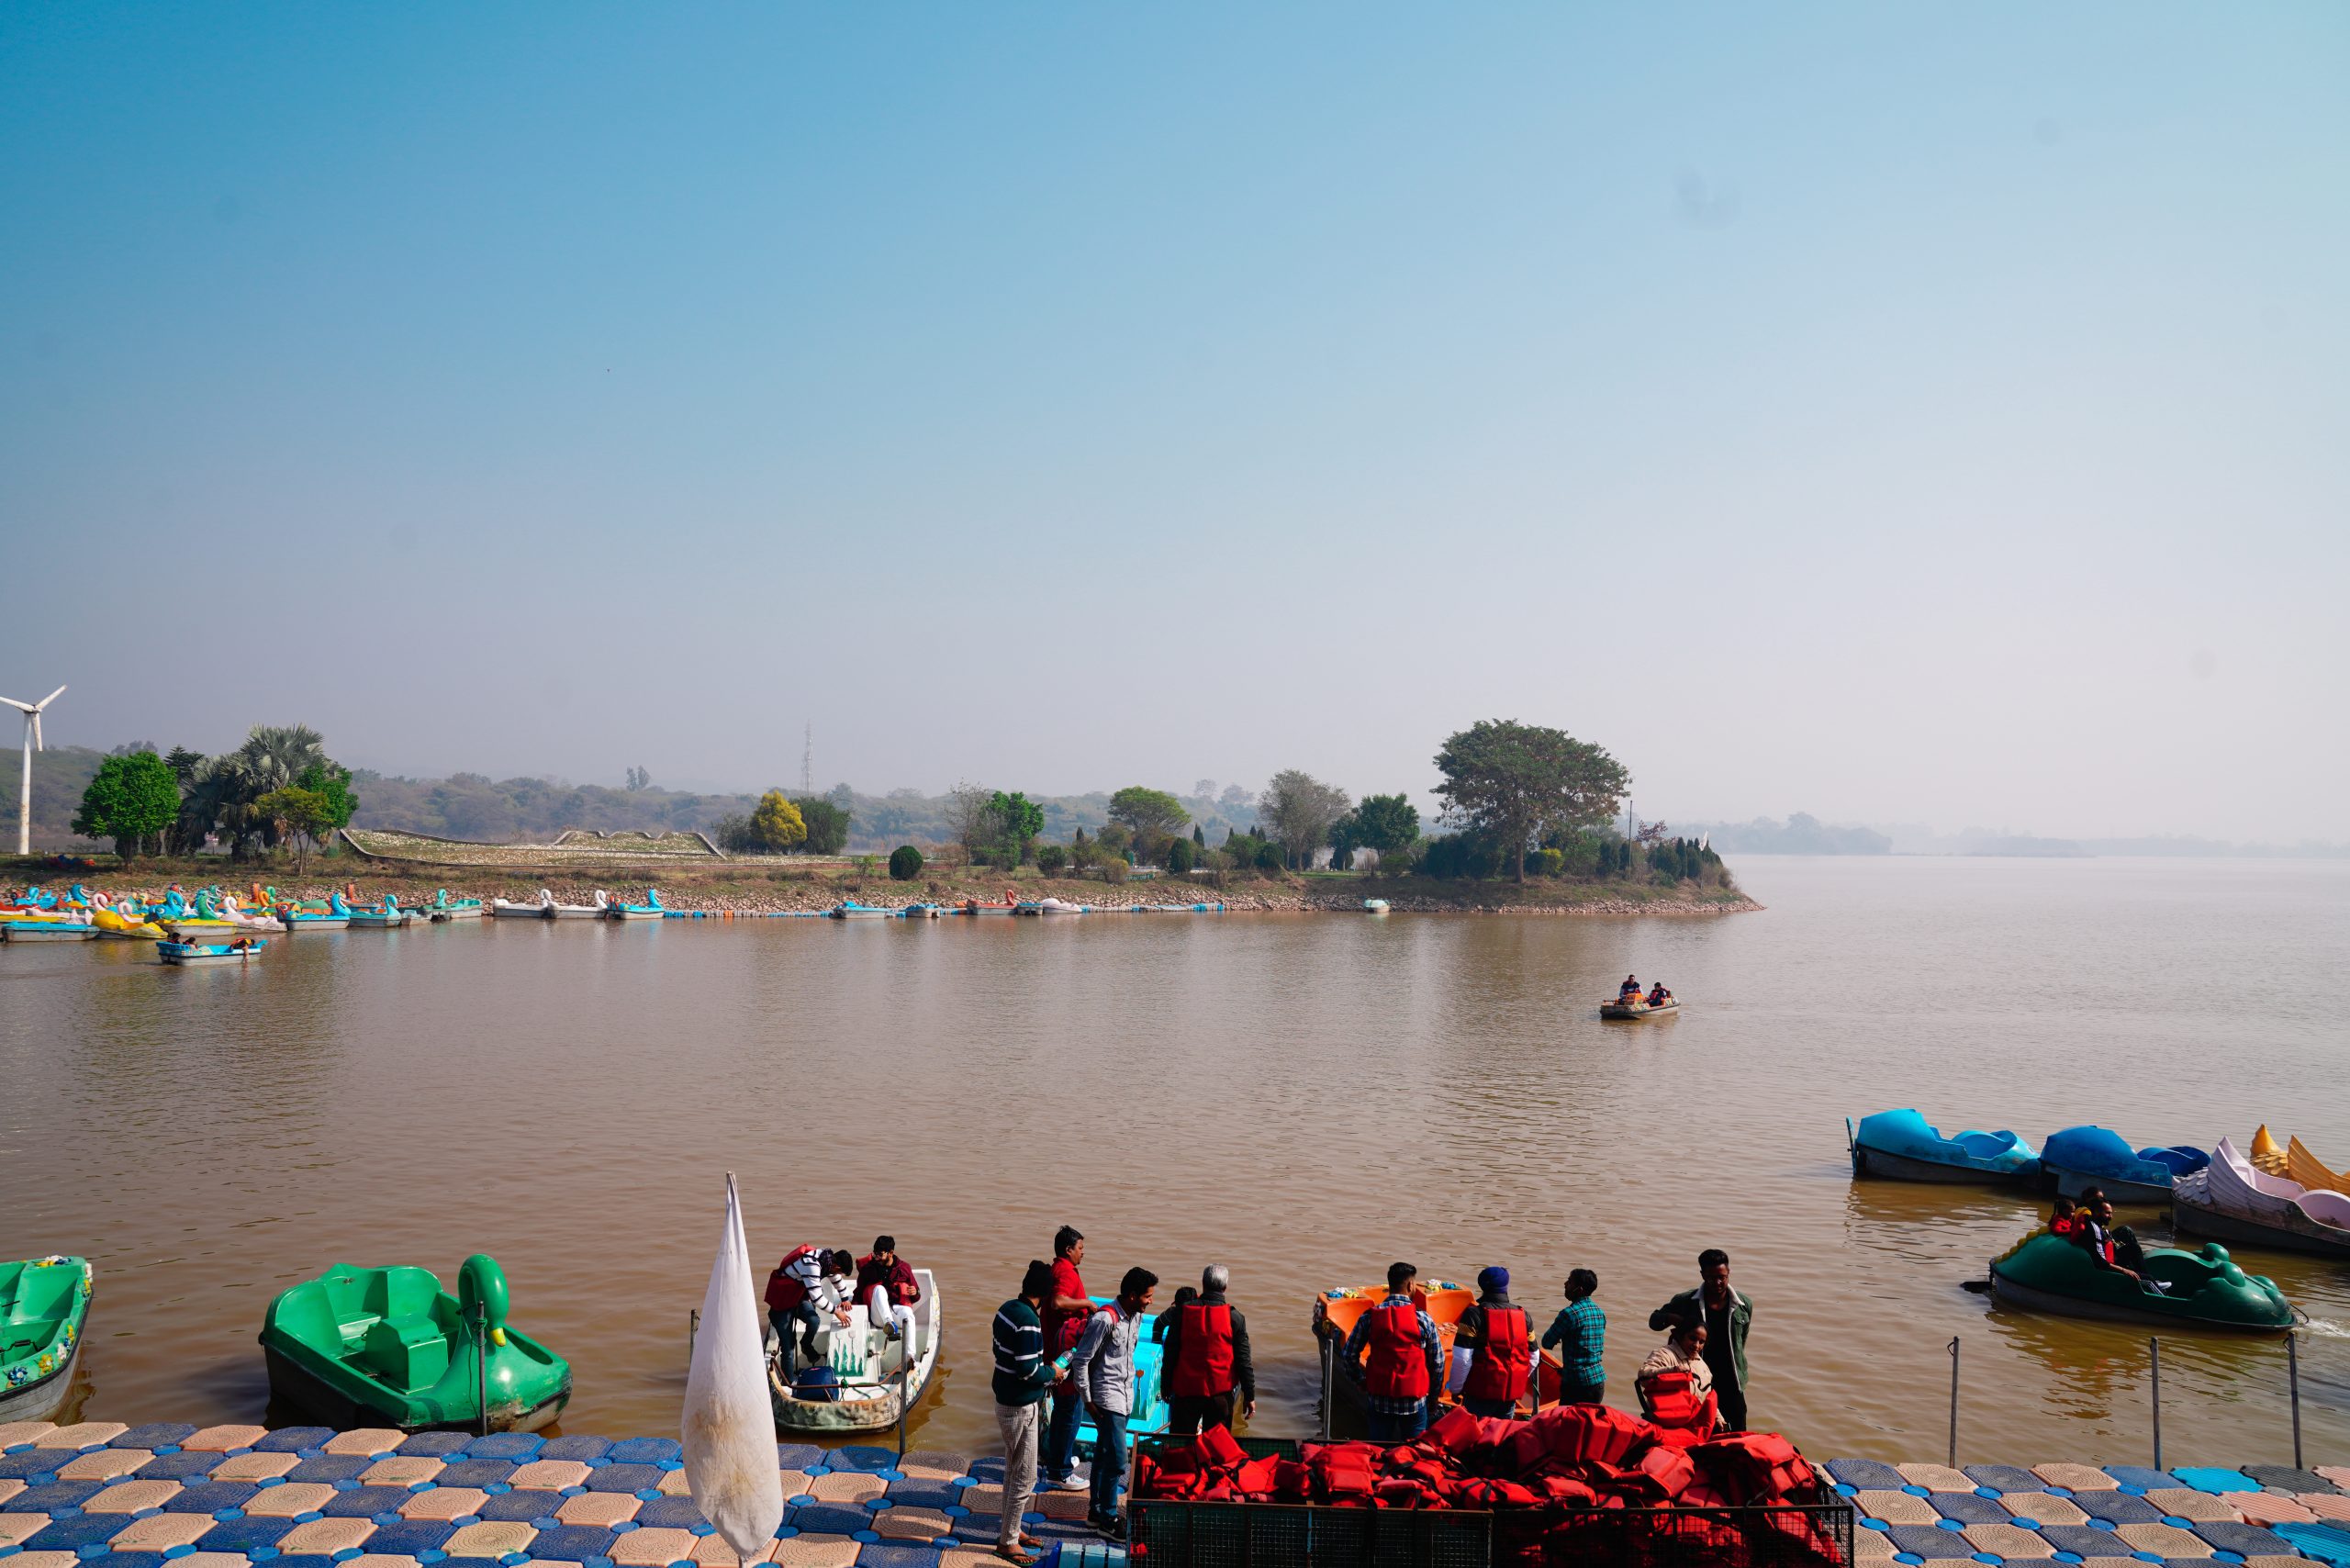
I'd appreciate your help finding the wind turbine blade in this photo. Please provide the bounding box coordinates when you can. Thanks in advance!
[32,713,44,750]
[37,685,66,709]
[0,697,32,713]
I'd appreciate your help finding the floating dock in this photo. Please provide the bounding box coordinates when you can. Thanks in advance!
[1,1420,2344,1566]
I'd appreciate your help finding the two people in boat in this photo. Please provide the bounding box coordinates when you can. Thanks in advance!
[767,1238,930,1379]
[2053,1191,2168,1294]
[1618,974,1673,1007]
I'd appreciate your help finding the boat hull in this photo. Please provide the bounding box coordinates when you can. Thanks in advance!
[546,906,603,919]
[282,916,351,931]
[263,1341,569,1434]
[2045,1166,2173,1204]
[2173,1196,2350,1260]
[1852,1145,2033,1184]
[769,1270,943,1433]
[489,902,552,920]
[5,924,95,942]
[0,1338,80,1421]
[162,949,261,965]
[425,907,483,922]
[346,914,408,928]
[1601,1000,1678,1020]
[605,908,661,920]
[1986,1265,2288,1334]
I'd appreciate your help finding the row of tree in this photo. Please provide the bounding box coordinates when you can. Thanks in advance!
[710,790,856,856]
[72,726,361,869]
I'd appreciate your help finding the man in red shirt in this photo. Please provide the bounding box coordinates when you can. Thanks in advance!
[1041,1226,1091,1490]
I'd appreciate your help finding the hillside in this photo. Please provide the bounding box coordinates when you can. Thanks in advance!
[0,744,106,846]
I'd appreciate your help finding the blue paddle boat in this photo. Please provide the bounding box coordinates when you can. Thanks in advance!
[605,887,664,920]
[280,891,353,931]
[1849,1108,2040,1184]
[2040,1125,2209,1204]
[160,938,266,966]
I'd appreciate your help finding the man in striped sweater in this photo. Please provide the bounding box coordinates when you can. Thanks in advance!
[991,1260,1060,1565]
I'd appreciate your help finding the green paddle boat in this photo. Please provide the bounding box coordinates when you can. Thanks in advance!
[2,1256,93,1421]
[260,1254,571,1431]
[1987,1230,2297,1333]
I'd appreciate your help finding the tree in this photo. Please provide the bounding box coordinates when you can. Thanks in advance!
[749,790,808,852]
[793,795,852,854]
[1433,720,1629,883]
[73,751,179,858]
[1345,794,1421,857]
[625,766,652,791]
[888,845,923,880]
[986,790,1045,863]
[1192,823,1205,847]
[252,786,336,873]
[1257,769,1351,870]
[295,763,359,836]
[1108,787,1189,842]
[1165,835,1197,874]
[944,781,994,857]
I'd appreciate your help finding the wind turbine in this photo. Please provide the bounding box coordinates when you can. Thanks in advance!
[5,684,65,857]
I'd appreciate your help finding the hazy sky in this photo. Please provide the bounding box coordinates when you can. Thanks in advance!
[5,5,2344,838]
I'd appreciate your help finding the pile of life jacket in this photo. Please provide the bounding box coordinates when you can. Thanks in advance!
[1129,1406,1840,1567]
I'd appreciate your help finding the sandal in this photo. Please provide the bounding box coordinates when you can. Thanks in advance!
[993,1550,1038,1566]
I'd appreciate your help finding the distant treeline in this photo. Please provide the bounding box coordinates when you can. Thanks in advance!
[1683,813,1893,855]
[343,771,1268,854]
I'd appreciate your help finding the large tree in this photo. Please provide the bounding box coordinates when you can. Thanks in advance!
[944,781,994,856]
[1433,720,1629,882]
[792,794,853,854]
[1108,786,1190,842]
[986,790,1046,863]
[1334,792,1421,868]
[252,786,336,873]
[748,790,808,852]
[73,751,180,858]
[1257,769,1351,870]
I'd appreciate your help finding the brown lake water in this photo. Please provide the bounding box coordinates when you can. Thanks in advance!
[5,856,2344,1465]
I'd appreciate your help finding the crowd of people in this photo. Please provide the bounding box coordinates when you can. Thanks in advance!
[979,1234,1756,1566]
[763,1230,1759,1565]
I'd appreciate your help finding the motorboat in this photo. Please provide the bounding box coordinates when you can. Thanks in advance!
[766,1269,944,1433]
[2172,1137,2350,1259]
[261,1255,570,1432]
[160,938,267,965]
[1986,1231,2295,1333]
[1601,996,1680,1020]
[2040,1125,2209,1203]
[0,1256,93,1422]
[1848,1109,2039,1184]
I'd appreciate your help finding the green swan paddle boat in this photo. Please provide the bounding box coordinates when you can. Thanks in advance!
[260,1254,571,1431]
[1987,1230,2297,1333]
[2,1256,93,1421]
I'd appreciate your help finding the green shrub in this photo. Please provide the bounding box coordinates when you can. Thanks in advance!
[1165,836,1197,874]
[1101,859,1128,885]
[1035,843,1069,874]
[889,845,923,880]
[1530,847,1565,878]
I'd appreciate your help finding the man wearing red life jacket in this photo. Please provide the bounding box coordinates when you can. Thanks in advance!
[1160,1264,1258,1435]
[1452,1266,1531,1420]
[1344,1261,1441,1440]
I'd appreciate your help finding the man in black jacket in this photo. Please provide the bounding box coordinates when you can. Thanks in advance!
[1159,1263,1257,1433]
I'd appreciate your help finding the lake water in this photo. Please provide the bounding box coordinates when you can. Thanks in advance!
[6,856,2344,1465]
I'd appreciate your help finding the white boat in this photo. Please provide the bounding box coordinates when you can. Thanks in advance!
[215,896,285,934]
[1601,996,1681,1020]
[546,890,607,920]
[2172,1136,2350,1260]
[489,895,551,919]
[1363,898,1390,913]
[160,938,266,966]
[1037,898,1086,914]
[766,1270,942,1433]
[604,888,664,920]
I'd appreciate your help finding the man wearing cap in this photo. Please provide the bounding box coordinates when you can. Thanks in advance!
[1450,1266,1533,1420]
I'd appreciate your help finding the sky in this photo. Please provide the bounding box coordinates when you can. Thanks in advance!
[4,4,2344,839]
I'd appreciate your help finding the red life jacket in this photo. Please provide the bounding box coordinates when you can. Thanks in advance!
[1460,1305,1530,1403]
[1361,1299,1430,1399]
[764,1245,819,1312]
[1167,1301,1237,1398]
[2049,1215,2079,1238]
[1640,1368,1717,1433]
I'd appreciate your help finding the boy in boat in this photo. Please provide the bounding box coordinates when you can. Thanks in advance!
[2047,1196,2079,1238]
[766,1244,854,1377]
[1645,982,1671,1007]
[856,1237,921,1356]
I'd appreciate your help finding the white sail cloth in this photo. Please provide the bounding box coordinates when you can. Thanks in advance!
[681,1174,783,1562]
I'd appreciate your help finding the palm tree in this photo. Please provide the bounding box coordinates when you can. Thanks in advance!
[236,724,328,793]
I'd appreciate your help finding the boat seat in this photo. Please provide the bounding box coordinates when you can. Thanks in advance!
[359,1313,450,1393]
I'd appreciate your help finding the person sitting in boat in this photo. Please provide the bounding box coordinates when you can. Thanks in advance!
[1620,974,1642,1001]
[2047,1195,2080,1238]
[765,1243,854,1377]
[2076,1195,2166,1293]
[1645,982,1671,1007]
[856,1237,921,1351]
